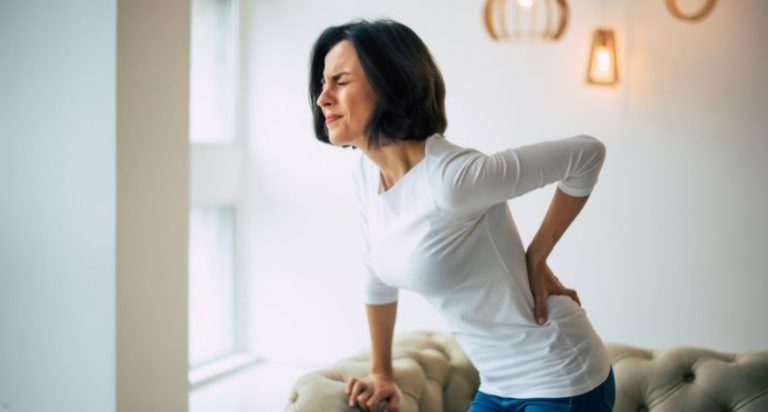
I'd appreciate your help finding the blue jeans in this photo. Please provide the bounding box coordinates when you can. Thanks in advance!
[468,368,615,412]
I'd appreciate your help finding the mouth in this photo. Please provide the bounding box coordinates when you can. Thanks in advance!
[326,115,342,125]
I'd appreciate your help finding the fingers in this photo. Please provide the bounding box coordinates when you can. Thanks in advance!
[365,394,381,412]
[347,380,367,409]
[553,276,566,290]
[368,388,399,412]
[564,288,581,306]
[530,262,583,324]
[363,392,398,412]
[355,386,374,412]
[346,377,401,412]
[345,378,355,395]
[384,392,400,411]
[534,292,547,325]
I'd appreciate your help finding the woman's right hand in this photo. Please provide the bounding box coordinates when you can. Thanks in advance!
[345,372,400,412]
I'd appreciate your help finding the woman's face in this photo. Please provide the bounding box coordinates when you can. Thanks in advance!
[316,40,378,148]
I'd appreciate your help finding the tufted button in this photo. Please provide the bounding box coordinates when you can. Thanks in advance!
[682,370,695,383]
[637,405,648,412]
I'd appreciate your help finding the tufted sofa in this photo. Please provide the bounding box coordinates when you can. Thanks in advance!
[285,330,768,412]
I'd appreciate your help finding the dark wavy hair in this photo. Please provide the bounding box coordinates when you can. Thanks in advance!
[308,18,447,148]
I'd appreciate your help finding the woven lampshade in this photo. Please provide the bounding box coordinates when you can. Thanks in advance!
[483,0,570,42]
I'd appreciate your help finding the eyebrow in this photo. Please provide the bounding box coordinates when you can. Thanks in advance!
[321,71,351,83]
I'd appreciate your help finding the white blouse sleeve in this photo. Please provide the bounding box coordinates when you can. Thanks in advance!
[353,155,399,305]
[433,135,607,213]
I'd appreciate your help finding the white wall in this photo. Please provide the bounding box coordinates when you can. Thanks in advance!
[0,1,192,410]
[602,0,768,351]
[0,1,116,411]
[242,0,768,368]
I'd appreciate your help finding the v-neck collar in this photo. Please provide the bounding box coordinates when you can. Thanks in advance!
[376,133,438,197]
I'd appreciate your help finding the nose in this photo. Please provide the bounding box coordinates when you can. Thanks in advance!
[316,83,334,109]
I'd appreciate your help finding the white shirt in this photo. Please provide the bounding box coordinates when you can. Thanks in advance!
[353,133,612,398]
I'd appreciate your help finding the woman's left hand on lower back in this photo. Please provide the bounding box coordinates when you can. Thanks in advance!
[524,255,581,325]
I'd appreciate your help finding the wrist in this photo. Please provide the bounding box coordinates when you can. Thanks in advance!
[371,366,394,380]
[526,247,549,265]
[371,371,394,381]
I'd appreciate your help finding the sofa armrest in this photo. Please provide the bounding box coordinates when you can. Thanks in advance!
[605,343,768,412]
[285,330,479,412]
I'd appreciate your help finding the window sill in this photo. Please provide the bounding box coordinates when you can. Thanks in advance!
[189,352,264,388]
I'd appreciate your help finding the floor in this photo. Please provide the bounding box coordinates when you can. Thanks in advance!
[189,360,323,412]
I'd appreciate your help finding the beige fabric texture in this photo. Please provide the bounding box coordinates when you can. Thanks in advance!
[285,330,768,412]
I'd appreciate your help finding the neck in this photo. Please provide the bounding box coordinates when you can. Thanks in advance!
[358,138,427,191]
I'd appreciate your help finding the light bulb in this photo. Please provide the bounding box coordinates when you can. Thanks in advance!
[597,48,611,72]
[518,0,534,9]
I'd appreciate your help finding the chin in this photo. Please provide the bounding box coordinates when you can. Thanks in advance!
[329,132,357,147]
[328,133,343,146]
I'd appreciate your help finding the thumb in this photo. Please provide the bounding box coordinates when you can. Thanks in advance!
[384,386,400,411]
[535,293,548,325]
[384,398,399,411]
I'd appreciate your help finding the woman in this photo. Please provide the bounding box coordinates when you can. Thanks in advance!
[308,19,614,412]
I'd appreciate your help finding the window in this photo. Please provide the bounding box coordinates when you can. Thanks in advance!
[187,0,257,385]
[189,207,237,367]
[190,0,239,144]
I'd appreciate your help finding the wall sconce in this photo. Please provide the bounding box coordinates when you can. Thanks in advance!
[665,0,717,22]
[483,0,570,41]
[586,28,618,86]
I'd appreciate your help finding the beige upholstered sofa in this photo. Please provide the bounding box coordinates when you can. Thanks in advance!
[285,330,768,412]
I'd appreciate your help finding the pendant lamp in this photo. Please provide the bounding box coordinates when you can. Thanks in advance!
[484,0,570,42]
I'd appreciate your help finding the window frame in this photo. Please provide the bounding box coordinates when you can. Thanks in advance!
[187,0,261,387]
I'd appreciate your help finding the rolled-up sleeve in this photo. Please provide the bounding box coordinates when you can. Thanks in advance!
[433,135,606,213]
